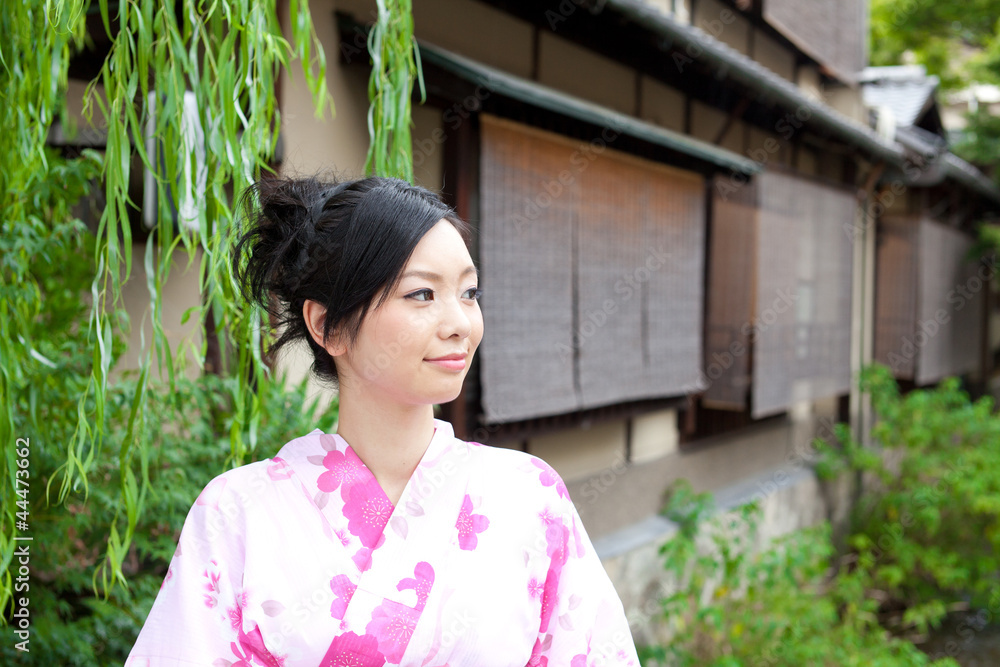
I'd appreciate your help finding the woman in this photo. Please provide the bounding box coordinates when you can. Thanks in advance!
[127,176,639,666]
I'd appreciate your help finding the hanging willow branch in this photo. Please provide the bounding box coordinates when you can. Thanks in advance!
[1,0,332,612]
[0,0,93,616]
[365,0,424,181]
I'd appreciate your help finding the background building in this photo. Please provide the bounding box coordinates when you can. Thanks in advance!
[65,0,1000,643]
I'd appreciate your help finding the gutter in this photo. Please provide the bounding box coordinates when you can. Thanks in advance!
[942,153,1000,203]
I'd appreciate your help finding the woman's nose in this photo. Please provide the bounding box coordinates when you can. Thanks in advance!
[439,296,472,339]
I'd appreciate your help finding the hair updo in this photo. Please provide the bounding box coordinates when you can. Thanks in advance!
[231,175,471,386]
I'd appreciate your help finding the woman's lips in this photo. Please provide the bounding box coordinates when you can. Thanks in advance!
[425,355,467,371]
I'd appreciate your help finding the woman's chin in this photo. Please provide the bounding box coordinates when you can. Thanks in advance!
[420,383,465,407]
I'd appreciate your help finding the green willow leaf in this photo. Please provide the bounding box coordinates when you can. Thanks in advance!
[365,0,421,182]
[1,0,337,614]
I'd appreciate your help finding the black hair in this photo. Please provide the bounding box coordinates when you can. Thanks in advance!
[231,175,471,386]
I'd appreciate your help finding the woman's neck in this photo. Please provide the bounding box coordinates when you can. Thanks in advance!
[333,386,436,502]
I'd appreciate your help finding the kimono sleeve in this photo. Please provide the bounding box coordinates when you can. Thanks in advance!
[126,472,250,667]
[529,468,640,667]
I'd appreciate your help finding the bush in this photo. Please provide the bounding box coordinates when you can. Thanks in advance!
[637,479,956,667]
[638,362,1000,666]
[815,365,1000,637]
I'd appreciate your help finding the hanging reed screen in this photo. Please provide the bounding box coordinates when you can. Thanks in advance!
[916,218,982,384]
[874,215,919,379]
[478,115,706,423]
[703,177,758,410]
[751,170,855,418]
[875,216,982,384]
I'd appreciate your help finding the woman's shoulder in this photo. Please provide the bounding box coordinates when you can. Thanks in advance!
[190,429,325,504]
[460,437,571,501]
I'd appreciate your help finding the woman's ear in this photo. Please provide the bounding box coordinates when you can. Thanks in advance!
[303,299,347,356]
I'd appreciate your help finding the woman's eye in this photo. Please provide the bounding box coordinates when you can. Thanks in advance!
[464,287,483,301]
[406,289,434,302]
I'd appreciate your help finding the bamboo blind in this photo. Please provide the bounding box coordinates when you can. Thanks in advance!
[703,177,758,409]
[915,218,981,384]
[479,114,706,423]
[874,216,982,384]
[751,171,854,418]
[874,215,919,378]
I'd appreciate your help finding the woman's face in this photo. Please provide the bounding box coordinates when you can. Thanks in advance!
[335,219,484,407]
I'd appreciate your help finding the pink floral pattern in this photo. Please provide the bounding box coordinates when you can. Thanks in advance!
[318,446,368,499]
[539,521,570,634]
[344,477,395,548]
[330,574,357,620]
[397,561,435,611]
[126,419,640,666]
[365,598,421,664]
[454,494,489,551]
[266,457,293,481]
[202,562,221,608]
[532,458,570,500]
[528,576,544,600]
[318,631,386,667]
[527,636,550,667]
[231,625,285,667]
[227,592,247,631]
[353,545,377,573]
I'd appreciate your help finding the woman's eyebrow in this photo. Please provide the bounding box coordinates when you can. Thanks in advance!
[401,266,478,281]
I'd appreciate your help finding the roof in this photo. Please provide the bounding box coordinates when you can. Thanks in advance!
[601,0,1000,204]
[859,65,939,128]
[417,43,762,176]
[603,0,906,165]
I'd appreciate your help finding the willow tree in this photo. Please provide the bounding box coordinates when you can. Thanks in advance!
[1,0,421,622]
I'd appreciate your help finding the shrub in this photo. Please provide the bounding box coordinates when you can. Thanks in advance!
[638,479,956,666]
[815,364,1000,637]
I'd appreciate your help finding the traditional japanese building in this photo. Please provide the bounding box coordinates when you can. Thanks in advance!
[62,0,1000,644]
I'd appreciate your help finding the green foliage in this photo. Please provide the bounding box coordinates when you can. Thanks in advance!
[0,0,335,614]
[0,0,94,616]
[1,366,336,665]
[817,365,1000,634]
[639,479,955,666]
[639,364,1000,665]
[870,0,1000,184]
[953,108,1000,174]
[3,185,338,661]
[78,0,330,598]
[869,0,1000,90]
[365,0,424,181]
[2,0,420,647]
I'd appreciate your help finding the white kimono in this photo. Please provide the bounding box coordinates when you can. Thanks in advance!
[127,418,639,666]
